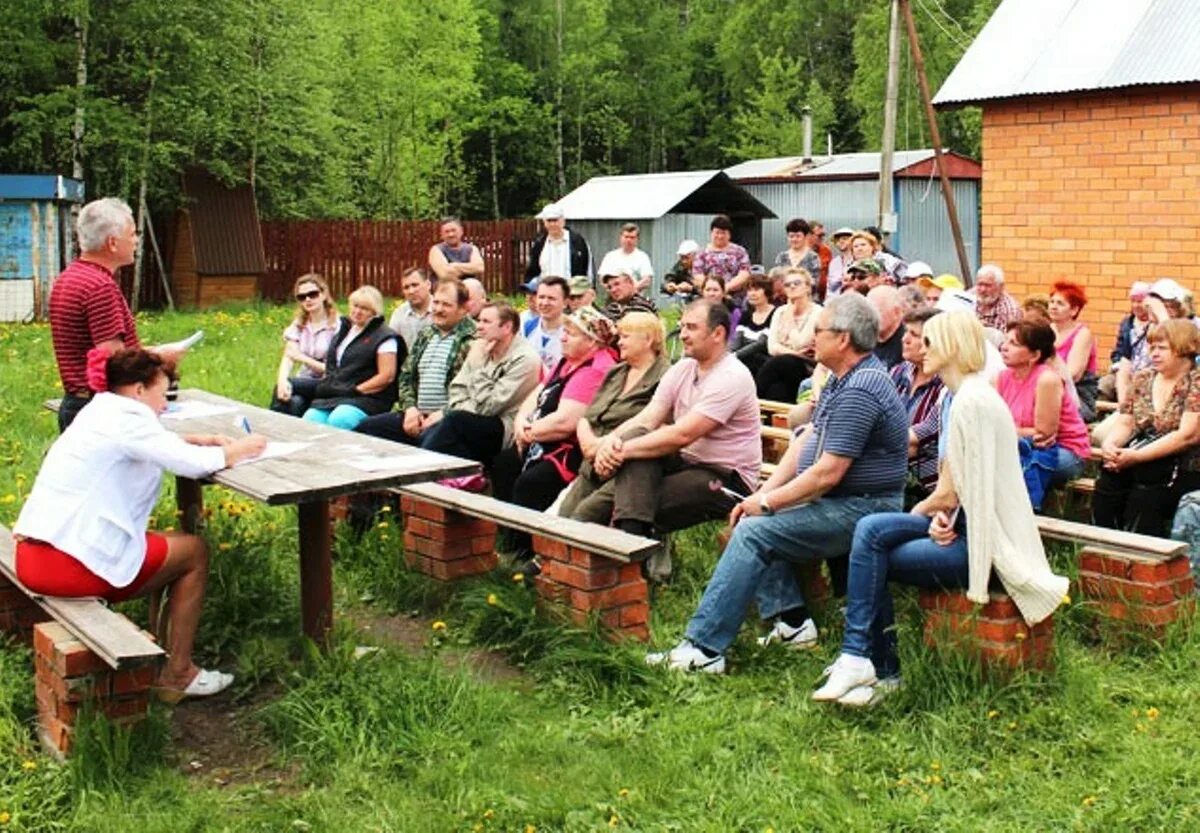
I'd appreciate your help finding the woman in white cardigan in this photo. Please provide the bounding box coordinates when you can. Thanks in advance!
[813,310,1069,707]
[15,348,265,702]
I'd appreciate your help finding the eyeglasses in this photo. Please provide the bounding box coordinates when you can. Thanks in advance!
[296,290,321,301]
[813,326,843,336]
[783,280,805,288]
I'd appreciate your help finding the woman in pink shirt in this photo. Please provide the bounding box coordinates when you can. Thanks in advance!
[997,320,1091,509]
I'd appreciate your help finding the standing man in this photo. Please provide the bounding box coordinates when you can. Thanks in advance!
[570,299,761,541]
[973,264,1021,331]
[597,223,655,293]
[389,266,434,351]
[49,197,183,432]
[357,280,477,444]
[525,203,591,283]
[427,217,485,282]
[523,276,569,375]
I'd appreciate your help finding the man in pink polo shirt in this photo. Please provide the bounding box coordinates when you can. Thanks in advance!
[570,298,761,550]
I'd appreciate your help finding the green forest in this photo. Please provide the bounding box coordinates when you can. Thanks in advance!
[0,0,998,221]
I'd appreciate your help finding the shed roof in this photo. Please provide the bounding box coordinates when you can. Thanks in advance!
[725,150,981,182]
[934,0,1200,107]
[555,171,775,220]
[181,169,266,275]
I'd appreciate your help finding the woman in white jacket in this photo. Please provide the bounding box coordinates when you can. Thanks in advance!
[15,348,265,701]
[814,310,1069,707]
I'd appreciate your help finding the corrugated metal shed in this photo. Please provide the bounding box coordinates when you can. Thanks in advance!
[726,150,982,182]
[181,169,266,275]
[555,171,774,221]
[934,0,1200,107]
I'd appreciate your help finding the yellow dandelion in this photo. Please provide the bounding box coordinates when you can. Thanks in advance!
[380,504,392,513]
[1014,631,1027,641]
[218,543,233,551]
[1007,721,1018,730]
[525,826,537,833]
[618,788,630,798]
[930,761,941,771]
[472,824,483,833]
[609,815,619,828]
[483,809,495,820]
[1061,593,1071,605]
[487,594,498,606]
[377,521,390,529]
[0,811,9,825]
[1082,795,1096,807]
[0,494,15,505]
[930,774,943,785]
[513,572,525,583]
[987,709,1000,719]
[1146,707,1160,720]
[432,621,446,631]
[20,760,35,771]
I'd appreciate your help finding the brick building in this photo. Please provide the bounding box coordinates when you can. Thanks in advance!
[933,0,1200,357]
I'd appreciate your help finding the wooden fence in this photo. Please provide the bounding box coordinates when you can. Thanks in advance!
[259,219,540,301]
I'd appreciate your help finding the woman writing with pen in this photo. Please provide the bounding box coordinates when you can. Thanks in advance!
[14,348,266,702]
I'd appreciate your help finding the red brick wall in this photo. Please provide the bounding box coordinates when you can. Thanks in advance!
[980,83,1200,358]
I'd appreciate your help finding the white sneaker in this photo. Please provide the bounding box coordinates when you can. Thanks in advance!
[812,653,876,701]
[836,675,902,708]
[645,640,726,674]
[757,618,819,651]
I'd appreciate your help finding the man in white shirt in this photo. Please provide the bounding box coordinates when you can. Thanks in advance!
[522,276,569,374]
[524,203,591,284]
[388,267,433,351]
[597,223,655,293]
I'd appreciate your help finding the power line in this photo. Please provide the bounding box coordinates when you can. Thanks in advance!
[925,0,973,40]
[914,0,970,50]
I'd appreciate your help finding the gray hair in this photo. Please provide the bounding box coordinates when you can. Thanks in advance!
[76,197,133,253]
[826,292,880,353]
[463,277,486,300]
[977,263,1005,285]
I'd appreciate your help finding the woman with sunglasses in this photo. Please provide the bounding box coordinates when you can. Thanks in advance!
[813,311,1067,707]
[270,274,339,417]
[756,267,822,402]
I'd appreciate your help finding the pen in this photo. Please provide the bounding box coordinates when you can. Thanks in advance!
[240,416,252,434]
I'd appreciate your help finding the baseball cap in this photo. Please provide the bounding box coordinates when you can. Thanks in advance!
[1129,281,1151,299]
[677,239,700,257]
[1148,278,1185,302]
[536,202,565,220]
[568,275,592,296]
[918,273,965,292]
[936,288,976,312]
[847,259,882,276]
[832,226,854,239]
[750,264,766,275]
[520,277,540,293]
[906,260,934,279]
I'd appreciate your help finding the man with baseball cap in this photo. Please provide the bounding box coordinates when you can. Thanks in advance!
[524,202,592,285]
[663,240,701,298]
[841,259,880,296]
[567,275,597,312]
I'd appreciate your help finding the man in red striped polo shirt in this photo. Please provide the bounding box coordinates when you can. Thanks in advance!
[49,198,180,431]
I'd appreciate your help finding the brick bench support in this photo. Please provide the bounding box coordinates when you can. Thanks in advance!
[919,590,1055,670]
[0,574,48,641]
[33,622,159,759]
[1077,546,1195,633]
[531,536,650,642]
[400,495,498,581]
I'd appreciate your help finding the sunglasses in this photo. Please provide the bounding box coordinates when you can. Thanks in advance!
[296,289,321,301]
[784,280,806,288]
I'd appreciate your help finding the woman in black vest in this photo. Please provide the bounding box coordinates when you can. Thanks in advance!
[304,285,404,430]
[493,307,617,565]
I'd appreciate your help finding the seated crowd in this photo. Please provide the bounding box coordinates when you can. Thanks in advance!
[32,196,1200,706]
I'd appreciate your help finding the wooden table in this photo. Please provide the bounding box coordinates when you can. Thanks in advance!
[163,389,479,646]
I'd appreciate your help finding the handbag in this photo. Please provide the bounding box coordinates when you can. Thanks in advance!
[1129,432,1181,488]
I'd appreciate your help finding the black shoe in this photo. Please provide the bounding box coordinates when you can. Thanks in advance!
[513,556,542,583]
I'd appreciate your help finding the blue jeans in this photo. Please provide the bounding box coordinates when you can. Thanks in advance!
[684,493,902,654]
[842,512,969,678]
[303,404,369,430]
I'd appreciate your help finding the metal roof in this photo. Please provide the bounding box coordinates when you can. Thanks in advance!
[554,171,775,220]
[0,175,84,202]
[725,150,981,181]
[934,0,1200,107]
[181,169,266,275]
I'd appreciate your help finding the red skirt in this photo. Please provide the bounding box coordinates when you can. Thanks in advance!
[15,533,169,603]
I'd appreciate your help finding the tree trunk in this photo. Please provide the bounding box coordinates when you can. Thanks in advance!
[489,123,500,220]
[70,4,88,258]
[131,57,158,313]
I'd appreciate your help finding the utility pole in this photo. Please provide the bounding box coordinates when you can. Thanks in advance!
[899,0,972,282]
[878,0,901,238]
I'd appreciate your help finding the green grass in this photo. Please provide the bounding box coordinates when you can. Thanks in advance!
[3,302,1200,831]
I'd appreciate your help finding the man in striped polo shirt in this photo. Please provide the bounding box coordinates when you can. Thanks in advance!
[49,197,183,432]
[647,292,910,675]
[356,279,476,445]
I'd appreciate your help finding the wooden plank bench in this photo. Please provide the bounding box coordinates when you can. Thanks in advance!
[0,525,163,758]
[396,482,659,641]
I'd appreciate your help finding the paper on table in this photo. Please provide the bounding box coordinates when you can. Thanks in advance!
[161,400,239,420]
[160,330,204,352]
[344,455,438,473]
[233,441,309,467]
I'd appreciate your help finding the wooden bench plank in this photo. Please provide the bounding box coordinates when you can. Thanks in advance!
[1035,515,1186,561]
[0,527,163,669]
[397,483,658,562]
[761,425,792,443]
[758,399,795,417]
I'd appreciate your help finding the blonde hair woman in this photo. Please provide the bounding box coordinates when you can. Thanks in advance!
[814,310,1068,707]
[271,274,339,417]
[304,285,402,430]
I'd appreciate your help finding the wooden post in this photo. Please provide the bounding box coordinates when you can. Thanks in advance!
[298,500,332,646]
[878,0,901,235]
[175,477,204,534]
[899,0,973,283]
